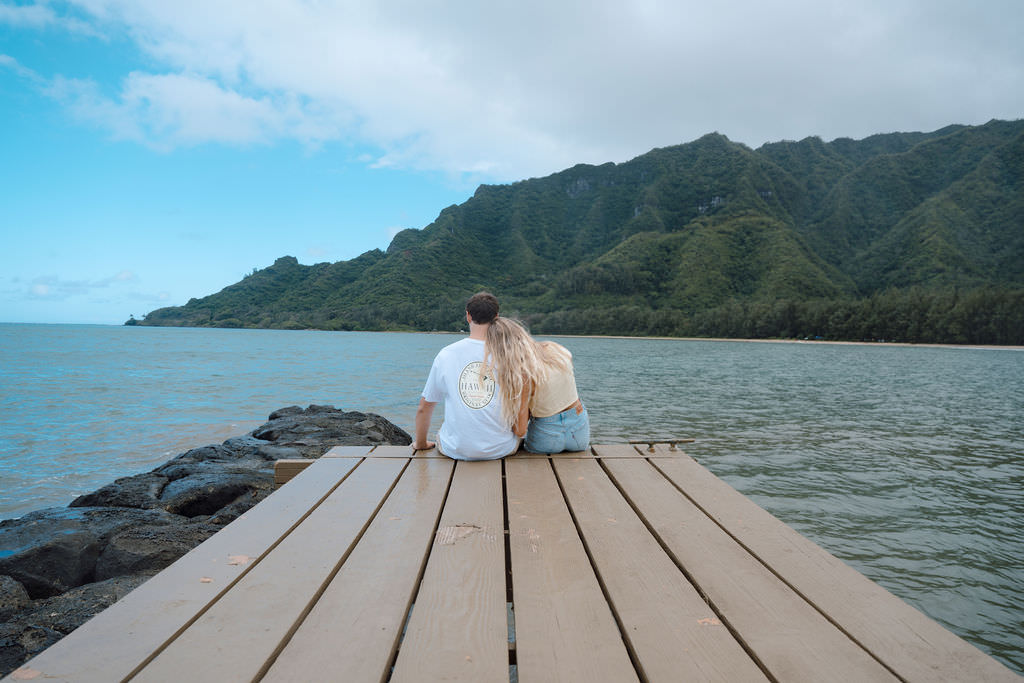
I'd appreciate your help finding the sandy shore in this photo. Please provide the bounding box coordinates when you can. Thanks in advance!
[536,333,1024,351]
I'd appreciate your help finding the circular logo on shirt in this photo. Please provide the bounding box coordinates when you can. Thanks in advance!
[458,361,495,409]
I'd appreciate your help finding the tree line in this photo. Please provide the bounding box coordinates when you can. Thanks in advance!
[522,287,1024,345]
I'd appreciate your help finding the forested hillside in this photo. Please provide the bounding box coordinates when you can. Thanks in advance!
[130,120,1024,344]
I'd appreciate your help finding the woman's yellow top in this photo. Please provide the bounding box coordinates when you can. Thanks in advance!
[529,343,579,418]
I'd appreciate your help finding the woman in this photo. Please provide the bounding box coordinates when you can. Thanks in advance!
[484,317,590,453]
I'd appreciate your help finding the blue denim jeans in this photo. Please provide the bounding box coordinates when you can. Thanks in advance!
[524,404,590,453]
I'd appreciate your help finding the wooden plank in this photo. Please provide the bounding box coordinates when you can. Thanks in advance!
[514,448,594,458]
[323,445,374,457]
[650,446,1021,683]
[409,445,446,458]
[132,457,407,683]
[516,445,676,459]
[552,457,768,682]
[390,459,508,683]
[628,438,694,454]
[274,459,316,469]
[592,443,683,458]
[325,444,443,458]
[603,457,896,682]
[262,457,454,683]
[273,459,315,487]
[10,457,361,683]
[591,444,642,457]
[374,444,442,458]
[505,457,638,683]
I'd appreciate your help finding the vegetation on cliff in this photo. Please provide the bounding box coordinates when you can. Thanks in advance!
[132,120,1024,344]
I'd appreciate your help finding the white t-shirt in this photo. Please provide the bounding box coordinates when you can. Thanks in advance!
[422,337,518,460]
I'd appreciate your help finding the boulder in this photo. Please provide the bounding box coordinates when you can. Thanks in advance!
[0,623,62,677]
[95,523,219,581]
[67,406,411,520]
[157,470,271,518]
[69,472,169,509]
[0,507,186,598]
[252,405,411,457]
[0,577,30,622]
[1,574,153,675]
[204,490,263,526]
[13,573,153,636]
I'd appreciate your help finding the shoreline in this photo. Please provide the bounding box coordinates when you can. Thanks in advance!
[6,322,1022,350]
[7,322,1024,350]
[532,333,1024,351]
[352,327,1024,351]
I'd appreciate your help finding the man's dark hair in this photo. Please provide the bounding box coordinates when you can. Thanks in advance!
[466,292,499,324]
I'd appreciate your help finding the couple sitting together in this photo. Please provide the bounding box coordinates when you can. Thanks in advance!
[413,292,590,459]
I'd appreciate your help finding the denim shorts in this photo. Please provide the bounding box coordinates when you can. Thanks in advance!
[524,404,590,453]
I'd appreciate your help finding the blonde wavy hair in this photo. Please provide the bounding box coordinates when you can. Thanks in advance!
[484,317,571,428]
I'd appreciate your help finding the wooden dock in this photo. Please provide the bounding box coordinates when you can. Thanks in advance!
[6,444,1019,682]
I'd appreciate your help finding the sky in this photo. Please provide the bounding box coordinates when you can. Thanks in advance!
[2,1,1022,325]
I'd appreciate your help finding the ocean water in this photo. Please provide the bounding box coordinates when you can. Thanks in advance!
[1,323,1022,672]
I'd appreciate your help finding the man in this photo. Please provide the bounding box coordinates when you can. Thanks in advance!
[413,292,519,460]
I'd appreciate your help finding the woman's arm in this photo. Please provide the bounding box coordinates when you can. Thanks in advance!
[514,377,532,437]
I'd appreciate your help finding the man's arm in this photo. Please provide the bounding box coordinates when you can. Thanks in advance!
[414,397,437,450]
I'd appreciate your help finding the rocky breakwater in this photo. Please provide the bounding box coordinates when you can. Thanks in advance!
[0,405,411,676]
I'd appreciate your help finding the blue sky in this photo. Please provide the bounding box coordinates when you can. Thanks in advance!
[2,1,1022,325]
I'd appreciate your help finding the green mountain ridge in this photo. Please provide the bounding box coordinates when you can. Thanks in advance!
[131,120,1024,344]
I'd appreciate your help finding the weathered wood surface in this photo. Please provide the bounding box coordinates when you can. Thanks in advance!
[134,457,407,683]
[554,456,767,682]
[272,458,315,487]
[389,459,508,682]
[600,451,893,682]
[264,457,453,681]
[505,457,638,682]
[7,445,1019,683]
[645,444,1020,682]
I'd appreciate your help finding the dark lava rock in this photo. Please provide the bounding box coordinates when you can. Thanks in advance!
[252,405,411,456]
[203,490,263,526]
[0,577,30,622]
[158,470,270,517]
[15,573,153,636]
[1,574,152,674]
[69,472,169,510]
[0,507,186,598]
[0,623,63,676]
[0,405,411,677]
[95,522,220,581]
[66,407,408,518]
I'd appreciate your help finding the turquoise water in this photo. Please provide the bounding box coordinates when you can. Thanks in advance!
[1,323,1022,672]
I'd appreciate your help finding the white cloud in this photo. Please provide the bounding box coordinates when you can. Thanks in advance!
[44,75,142,141]
[27,275,88,300]
[8,0,1024,179]
[0,1,100,36]
[0,2,54,27]
[304,245,330,260]
[0,53,37,81]
[26,270,140,300]
[102,270,138,285]
[44,71,343,149]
